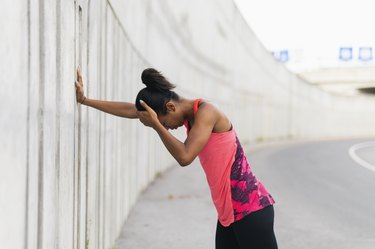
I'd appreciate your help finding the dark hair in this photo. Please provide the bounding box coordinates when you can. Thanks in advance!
[135,68,179,114]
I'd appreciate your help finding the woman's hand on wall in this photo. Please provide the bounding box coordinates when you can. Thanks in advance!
[73,66,138,118]
[75,66,86,104]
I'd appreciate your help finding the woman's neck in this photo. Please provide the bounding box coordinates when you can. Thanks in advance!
[180,98,196,123]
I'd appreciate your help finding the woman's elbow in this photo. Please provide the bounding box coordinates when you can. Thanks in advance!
[178,156,194,167]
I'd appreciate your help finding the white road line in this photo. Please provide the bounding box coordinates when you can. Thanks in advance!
[348,141,375,173]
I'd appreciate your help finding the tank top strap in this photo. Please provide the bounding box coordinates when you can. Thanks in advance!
[193,98,202,115]
[184,98,202,134]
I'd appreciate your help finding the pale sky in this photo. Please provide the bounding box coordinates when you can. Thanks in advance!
[234,0,375,51]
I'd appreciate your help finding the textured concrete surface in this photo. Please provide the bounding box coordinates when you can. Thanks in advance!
[1,0,375,248]
[116,138,375,249]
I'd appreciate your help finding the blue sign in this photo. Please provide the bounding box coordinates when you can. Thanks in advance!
[358,47,373,61]
[279,50,289,63]
[272,50,289,63]
[339,47,353,61]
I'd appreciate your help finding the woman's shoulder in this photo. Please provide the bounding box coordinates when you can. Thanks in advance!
[197,100,221,116]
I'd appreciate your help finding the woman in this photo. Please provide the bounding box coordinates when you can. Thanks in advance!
[75,67,278,249]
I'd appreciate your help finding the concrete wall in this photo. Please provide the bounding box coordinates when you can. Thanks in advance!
[1,0,374,249]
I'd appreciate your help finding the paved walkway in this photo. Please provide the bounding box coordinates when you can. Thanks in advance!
[115,159,217,249]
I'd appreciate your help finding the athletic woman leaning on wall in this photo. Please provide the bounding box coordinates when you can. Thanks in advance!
[75,67,278,249]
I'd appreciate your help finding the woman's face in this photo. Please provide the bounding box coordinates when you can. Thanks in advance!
[157,102,185,130]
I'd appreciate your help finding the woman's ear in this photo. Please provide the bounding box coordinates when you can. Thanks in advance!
[166,101,176,113]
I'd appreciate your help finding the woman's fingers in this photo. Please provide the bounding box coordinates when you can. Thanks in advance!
[139,100,148,110]
[137,107,159,125]
[76,66,81,81]
[74,67,85,104]
[76,66,83,88]
[139,100,154,114]
[75,80,82,92]
[75,73,85,103]
[136,110,149,119]
[136,111,152,127]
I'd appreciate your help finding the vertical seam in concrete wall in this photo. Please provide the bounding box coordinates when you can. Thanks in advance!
[25,0,31,248]
[37,0,45,248]
[113,19,119,235]
[102,3,108,247]
[77,5,83,249]
[98,1,106,248]
[73,1,77,248]
[55,0,61,248]
[85,1,91,247]
[96,1,102,247]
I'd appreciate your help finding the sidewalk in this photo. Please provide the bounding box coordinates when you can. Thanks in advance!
[116,159,217,249]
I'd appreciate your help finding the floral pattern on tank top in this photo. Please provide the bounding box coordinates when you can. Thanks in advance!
[230,136,275,221]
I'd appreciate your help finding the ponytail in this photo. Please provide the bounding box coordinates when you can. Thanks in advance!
[141,68,175,92]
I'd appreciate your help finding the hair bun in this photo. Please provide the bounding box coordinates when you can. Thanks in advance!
[141,68,158,88]
[141,68,175,92]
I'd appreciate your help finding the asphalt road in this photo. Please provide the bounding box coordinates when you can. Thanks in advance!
[116,138,375,249]
[252,138,375,249]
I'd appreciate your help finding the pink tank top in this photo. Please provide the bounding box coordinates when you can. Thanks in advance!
[185,99,275,226]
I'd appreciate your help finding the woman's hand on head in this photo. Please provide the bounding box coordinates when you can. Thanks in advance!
[75,66,86,104]
[137,100,160,128]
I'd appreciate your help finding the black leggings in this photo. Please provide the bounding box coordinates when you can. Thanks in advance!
[215,205,278,249]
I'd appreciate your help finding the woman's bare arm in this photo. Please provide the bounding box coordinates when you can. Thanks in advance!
[82,99,137,118]
[75,67,138,119]
[137,100,216,166]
